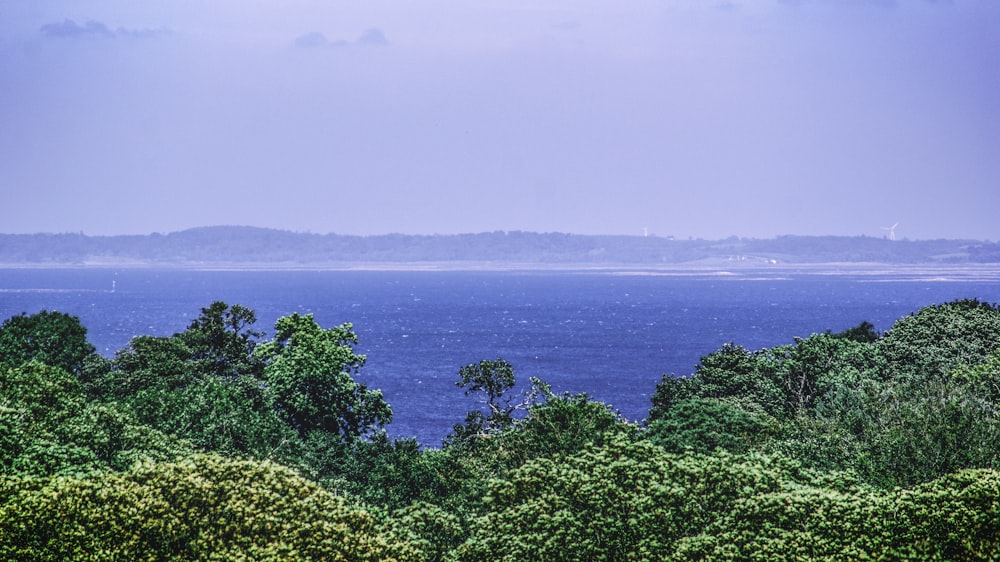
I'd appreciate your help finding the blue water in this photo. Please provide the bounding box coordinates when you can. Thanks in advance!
[2,268,999,445]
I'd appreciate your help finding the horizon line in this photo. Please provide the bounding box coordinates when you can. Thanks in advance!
[1,226,993,243]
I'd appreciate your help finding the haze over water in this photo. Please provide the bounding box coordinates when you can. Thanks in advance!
[2,1,998,240]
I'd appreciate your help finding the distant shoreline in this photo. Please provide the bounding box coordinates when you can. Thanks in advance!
[3,228,998,271]
[4,260,1000,281]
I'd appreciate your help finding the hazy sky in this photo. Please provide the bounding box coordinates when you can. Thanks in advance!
[1,1,998,240]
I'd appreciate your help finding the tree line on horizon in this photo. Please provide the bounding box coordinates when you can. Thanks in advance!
[2,226,999,265]
[1,298,1000,559]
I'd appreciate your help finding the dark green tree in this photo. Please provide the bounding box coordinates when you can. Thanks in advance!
[446,358,549,450]
[0,311,96,375]
[314,431,458,513]
[649,343,785,422]
[504,388,633,458]
[99,335,195,399]
[877,298,1000,381]
[769,332,882,417]
[856,376,1000,488]
[93,305,298,463]
[831,320,880,344]
[0,361,190,477]
[177,301,264,379]
[646,397,780,455]
[483,385,636,471]
[456,357,518,429]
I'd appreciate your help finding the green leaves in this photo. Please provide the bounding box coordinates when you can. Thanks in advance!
[0,454,416,561]
[256,313,391,440]
[4,300,1000,559]
[856,377,1000,489]
[648,299,1000,489]
[674,469,1000,561]
[646,397,780,455]
[0,310,96,375]
[88,305,395,468]
[0,361,190,477]
[878,298,1000,382]
[458,438,817,561]
[649,332,883,435]
[178,302,264,380]
[99,327,295,462]
[389,501,466,562]
[450,357,522,441]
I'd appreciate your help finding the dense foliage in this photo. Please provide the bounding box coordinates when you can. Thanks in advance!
[2,298,1000,559]
[0,455,414,561]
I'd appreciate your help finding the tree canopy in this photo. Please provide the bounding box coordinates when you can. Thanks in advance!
[0,310,96,375]
[2,299,1000,559]
[256,312,391,440]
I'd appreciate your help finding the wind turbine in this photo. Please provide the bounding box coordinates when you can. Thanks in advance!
[881,222,899,241]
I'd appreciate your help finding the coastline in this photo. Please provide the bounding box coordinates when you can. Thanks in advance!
[3,260,1000,281]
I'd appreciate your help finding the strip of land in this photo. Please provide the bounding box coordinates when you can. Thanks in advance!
[2,226,999,276]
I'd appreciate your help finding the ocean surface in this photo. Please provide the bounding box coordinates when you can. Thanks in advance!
[2,268,999,446]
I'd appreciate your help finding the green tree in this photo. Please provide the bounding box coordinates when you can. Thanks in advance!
[91,304,301,463]
[455,357,518,432]
[955,348,1000,402]
[673,483,890,560]
[0,310,96,375]
[310,431,458,513]
[98,333,296,462]
[877,298,1000,381]
[456,438,819,561]
[649,343,786,422]
[0,454,416,561]
[256,313,391,440]
[388,501,465,562]
[769,332,882,417]
[650,328,883,427]
[177,301,264,379]
[674,468,1000,561]
[0,361,190,477]
[646,397,780,455]
[857,377,1000,488]
[830,320,880,344]
[98,302,265,397]
[98,335,195,399]
[481,385,637,472]
[506,388,633,455]
[888,468,1000,559]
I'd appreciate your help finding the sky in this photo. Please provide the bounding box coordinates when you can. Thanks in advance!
[1,0,998,240]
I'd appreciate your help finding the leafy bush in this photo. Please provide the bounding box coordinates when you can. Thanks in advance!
[877,298,1000,381]
[675,469,1000,561]
[0,361,189,477]
[456,437,819,560]
[0,454,416,561]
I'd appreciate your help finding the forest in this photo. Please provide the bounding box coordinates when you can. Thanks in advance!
[1,298,1000,560]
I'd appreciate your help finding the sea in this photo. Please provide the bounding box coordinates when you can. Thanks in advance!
[2,267,999,446]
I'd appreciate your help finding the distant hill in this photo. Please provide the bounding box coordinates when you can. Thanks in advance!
[1,226,999,269]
